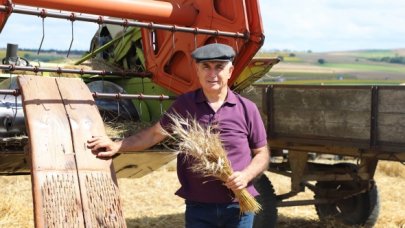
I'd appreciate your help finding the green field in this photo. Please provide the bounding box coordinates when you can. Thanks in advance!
[258,48,405,85]
[346,49,400,59]
[320,63,405,73]
[255,79,405,86]
[0,49,83,63]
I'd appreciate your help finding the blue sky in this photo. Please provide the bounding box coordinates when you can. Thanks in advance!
[261,0,405,52]
[0,0,404,52]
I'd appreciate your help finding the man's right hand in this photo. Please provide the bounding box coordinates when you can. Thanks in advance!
[87,136,122,158]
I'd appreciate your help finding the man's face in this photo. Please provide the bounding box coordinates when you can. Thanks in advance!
[196,61,234,93]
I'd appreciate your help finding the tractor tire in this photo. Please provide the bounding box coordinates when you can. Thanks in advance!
[314,180,380,226]
[253,174,278,228]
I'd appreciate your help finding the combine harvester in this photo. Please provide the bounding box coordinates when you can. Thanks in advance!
[0,0,278,227]
[1,0,404,227]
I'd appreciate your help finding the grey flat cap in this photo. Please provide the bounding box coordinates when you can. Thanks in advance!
[191,43,235,63]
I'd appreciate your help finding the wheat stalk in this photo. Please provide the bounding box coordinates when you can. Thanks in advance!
[163,113,261,214]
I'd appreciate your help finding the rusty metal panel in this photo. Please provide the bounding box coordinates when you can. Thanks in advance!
[18,75,126,228]
[18,75,84,227]
[55,77,126,227]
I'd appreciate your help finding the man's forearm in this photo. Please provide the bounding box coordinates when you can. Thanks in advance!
[243,146,270,182]
[119,132,155,152]
[118,123,167,152]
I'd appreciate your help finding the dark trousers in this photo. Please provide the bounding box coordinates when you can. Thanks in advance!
[185,200,254,228]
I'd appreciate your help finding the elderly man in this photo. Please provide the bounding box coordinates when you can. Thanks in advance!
[87,43,270,228]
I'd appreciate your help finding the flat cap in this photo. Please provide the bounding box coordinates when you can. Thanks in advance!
[191,43,235,63]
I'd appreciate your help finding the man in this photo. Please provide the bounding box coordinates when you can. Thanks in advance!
[87,43,270,228]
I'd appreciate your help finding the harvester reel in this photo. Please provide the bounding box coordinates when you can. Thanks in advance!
[86,80,139,122]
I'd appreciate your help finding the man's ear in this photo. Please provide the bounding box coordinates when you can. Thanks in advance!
[194,62,201,73]
[228,64,234,75]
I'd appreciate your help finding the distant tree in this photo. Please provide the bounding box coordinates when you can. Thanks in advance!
[370,56,405,65]
[389,56,405,64]
[307,50,312,53]
[289,53,296,57]
[318,58,325,64]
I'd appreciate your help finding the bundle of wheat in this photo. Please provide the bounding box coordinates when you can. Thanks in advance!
[164,114,261,214]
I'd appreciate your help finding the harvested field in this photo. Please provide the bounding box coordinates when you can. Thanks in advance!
[0,161,404,227]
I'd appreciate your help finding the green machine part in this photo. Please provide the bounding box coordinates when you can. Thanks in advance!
[110,27,175,122]
[115,77,175,122]
[77,26,175,122]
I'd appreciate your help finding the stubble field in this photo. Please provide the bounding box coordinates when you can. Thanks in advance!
[0,161,404,228]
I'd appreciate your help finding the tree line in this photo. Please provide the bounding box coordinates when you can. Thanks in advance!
[369,56,405,65]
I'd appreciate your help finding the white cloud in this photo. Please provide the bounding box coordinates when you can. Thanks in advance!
[0,1,404,52]
[259,0,405,51]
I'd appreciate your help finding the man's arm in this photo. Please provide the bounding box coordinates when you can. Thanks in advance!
[225,145,270,191]
[87,122,167,158]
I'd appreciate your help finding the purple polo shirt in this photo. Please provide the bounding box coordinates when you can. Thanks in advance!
[160,88,267,203]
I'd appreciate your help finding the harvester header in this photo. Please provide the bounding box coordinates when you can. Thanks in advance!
[0,0,265,94]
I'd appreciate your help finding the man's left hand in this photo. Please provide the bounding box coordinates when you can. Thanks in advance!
[224,171,249,191]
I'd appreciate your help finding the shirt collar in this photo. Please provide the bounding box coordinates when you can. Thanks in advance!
[195,88,237,105]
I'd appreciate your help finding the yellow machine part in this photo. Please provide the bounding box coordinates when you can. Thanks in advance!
[232,57,280,92]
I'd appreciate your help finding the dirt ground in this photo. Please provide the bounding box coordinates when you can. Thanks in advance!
[0,161,404,228]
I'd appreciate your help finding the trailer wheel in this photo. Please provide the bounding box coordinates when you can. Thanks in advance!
[314,181,379,226]
[253,174,278,228]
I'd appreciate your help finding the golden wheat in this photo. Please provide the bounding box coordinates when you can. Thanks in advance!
[164,114,261,214]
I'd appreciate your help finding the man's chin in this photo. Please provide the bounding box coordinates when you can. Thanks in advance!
[203,84,219,90]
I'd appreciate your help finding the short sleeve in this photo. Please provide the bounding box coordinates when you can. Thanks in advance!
[247,103,267,149]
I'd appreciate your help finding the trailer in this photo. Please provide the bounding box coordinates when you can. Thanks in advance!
[253,84,405,226]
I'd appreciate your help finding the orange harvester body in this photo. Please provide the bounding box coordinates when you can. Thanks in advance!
[0,0,265,94]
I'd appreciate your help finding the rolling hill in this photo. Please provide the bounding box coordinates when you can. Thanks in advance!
[257,48,405,85]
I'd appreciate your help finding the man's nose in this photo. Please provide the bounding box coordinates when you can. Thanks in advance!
[207,69,216,77]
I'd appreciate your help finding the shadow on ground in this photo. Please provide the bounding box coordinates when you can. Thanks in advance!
[277,215,356,228]
[126,213,354,228]
[126,213,184,228]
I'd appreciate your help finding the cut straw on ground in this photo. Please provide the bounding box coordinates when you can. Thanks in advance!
[163,114,261,214]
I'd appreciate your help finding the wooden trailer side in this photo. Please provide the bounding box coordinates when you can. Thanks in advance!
[265,85,405,162]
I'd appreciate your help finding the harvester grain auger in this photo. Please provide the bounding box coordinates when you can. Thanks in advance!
[0,0,279,227]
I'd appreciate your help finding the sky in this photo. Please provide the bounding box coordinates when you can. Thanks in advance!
[0,0,404,52]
